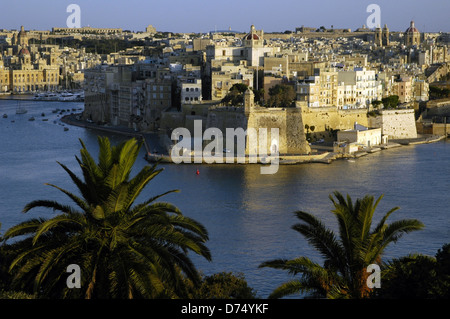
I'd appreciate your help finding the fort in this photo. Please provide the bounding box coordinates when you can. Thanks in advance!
[146,90,419,166]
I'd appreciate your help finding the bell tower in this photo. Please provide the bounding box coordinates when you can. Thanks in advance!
[17,26,29,47]
[374,25,382,46]
[382,24,390,46]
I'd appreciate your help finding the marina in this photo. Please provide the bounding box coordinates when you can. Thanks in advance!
[1,90,85,102]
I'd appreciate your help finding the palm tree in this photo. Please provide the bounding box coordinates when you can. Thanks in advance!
[3,136,211,299]
[259,191,424,299]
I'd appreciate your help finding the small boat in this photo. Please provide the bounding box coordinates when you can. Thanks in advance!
[34,93,46,100]
[45,93,58,100]
[64,127,69,131]
[28,117,35,121]
[41,113,45,117]
[2,114,7,118]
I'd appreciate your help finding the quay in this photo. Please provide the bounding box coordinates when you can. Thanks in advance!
[61,113,447,167]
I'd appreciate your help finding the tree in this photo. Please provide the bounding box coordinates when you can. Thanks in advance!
[259,191,424,299]
[267,84,296,108]
[185,272,258,299]
[381,95,399,109]
[430,86,450,99]
[376,243,450,298]
[371,100,382,109]
[221,83,249,106]
[3,136,211,299]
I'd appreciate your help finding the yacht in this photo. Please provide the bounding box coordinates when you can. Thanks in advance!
[59,92,76,101]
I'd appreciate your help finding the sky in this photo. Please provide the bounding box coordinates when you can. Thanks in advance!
[1,0,449,33]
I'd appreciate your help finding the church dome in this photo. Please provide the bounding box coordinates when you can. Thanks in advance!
[18,48,30,56]
[405,21,419,33]
[244,24,261,41]
[245,33,260,40]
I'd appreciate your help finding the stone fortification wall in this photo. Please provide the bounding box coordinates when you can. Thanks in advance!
[160,111,186,131]
[368,109,417,139]
[300,105,369,133]
[205,106,248,134]
[246,107,310,155]
[204,106,311,155]
[425,98,450,117]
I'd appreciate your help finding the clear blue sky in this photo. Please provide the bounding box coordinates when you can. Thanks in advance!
[2,0,449,33]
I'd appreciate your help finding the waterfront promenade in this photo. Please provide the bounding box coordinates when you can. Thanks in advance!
[61,113,447,166]
[61,113,165,155]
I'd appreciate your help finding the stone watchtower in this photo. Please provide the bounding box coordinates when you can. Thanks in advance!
[244,88,254,117]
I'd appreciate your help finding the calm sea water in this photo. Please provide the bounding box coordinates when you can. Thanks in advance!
[1,96,449,298]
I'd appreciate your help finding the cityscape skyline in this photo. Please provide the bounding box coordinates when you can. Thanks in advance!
[1,0,449,33]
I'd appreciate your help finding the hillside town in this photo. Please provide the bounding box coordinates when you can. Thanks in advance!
[1,23,450,161]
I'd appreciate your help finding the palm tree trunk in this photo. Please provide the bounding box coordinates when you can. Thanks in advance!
[85,265,97,299]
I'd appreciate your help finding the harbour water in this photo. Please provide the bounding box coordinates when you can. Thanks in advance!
[1,96,449,298]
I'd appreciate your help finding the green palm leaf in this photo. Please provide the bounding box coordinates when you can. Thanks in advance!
[260,191,424,299]
[4,136,210,299]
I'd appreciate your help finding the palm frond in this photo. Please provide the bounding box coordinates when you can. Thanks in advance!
[44,183,89,212]
[292,211,345,270]
[32,213,85,245]
[268,280,308,299]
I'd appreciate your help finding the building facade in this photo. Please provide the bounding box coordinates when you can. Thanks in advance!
[405,21,421,47]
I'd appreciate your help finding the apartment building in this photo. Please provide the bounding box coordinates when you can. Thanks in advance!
[296,68,338,107]
[210,60,254,101]
[181,78,202,104]
[337,68,382,109]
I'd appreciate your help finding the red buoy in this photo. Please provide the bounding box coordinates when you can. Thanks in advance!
[196,169,200,175]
